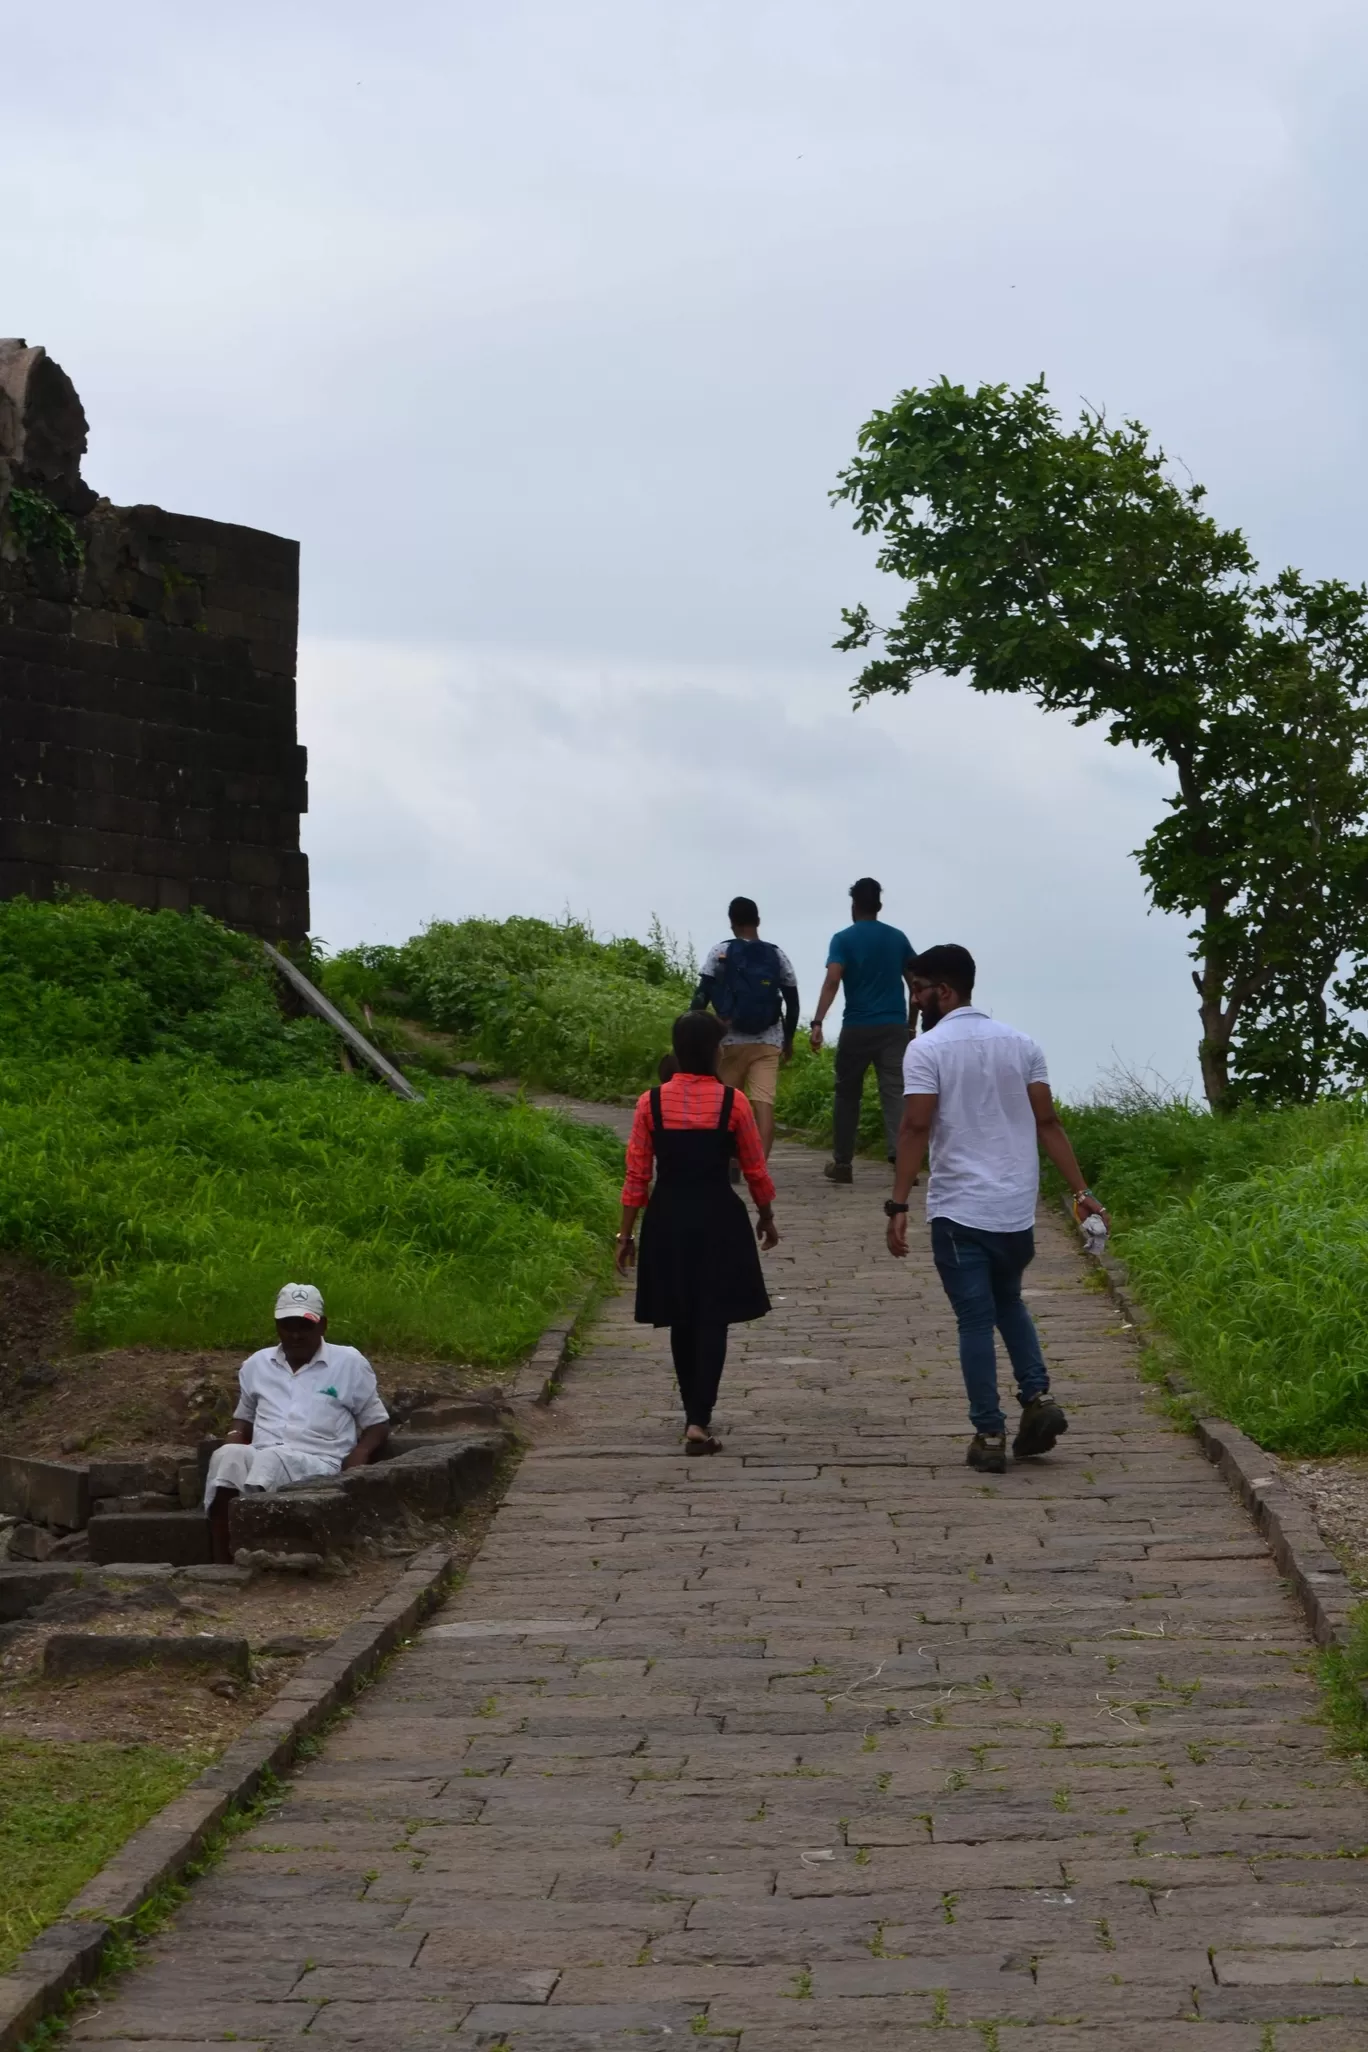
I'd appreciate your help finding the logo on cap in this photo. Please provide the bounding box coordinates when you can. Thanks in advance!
[274,1282,324,1323]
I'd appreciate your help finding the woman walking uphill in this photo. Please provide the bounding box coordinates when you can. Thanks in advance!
[616,1011,780,1453]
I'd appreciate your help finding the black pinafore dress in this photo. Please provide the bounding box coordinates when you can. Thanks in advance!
[633,1085,771,1329]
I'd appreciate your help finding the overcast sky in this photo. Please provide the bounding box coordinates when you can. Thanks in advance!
[8,0,1367,1094]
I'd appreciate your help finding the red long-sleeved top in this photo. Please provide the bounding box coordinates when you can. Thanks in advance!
[622,1073,777,1210]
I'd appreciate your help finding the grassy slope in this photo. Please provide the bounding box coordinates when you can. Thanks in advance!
[1063,1096,1368,1454]
[0,899,620,1361]
[325,916,894,1150]
[0,1739,200,1972]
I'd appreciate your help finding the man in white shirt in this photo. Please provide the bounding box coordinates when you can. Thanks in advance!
[204,1283,390,1562]
[883,945,1108,1474]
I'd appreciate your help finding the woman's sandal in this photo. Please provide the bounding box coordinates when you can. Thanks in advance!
[684,1434,722,1457]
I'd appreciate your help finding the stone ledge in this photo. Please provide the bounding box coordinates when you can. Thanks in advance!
[0,1538,453,2052]
[505,1281,598,1404]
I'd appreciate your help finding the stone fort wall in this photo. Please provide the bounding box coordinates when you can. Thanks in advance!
[0,341,308,942]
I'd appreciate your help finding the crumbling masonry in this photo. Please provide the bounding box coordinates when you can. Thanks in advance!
[0,340,308,941]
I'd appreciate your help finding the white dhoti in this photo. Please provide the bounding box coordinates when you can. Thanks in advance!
[203,1442,340,1509]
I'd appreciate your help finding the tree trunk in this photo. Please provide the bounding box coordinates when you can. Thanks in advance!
[1198,1017,1231,1109]
[1195,925,1234,1111]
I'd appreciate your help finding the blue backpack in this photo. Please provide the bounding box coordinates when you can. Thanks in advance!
[716,939,784,1035]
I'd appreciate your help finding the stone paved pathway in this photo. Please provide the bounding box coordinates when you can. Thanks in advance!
[79,1124,1368,2049]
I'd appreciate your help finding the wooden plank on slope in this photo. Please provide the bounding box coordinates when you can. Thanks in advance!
[262,942,422,1102]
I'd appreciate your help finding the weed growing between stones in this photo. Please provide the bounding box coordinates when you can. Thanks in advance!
[1313,1603,1368,1785]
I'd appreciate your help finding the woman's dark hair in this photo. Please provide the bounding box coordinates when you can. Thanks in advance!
[850,876,882,915]
[912,943,976,998]
[657,1052,679,1082]
[672,1009,726,1075]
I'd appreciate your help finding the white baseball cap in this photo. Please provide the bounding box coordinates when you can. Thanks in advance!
[274,1283,325,1324]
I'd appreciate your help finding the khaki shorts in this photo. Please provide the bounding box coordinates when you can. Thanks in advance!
[718,1040,781,1106]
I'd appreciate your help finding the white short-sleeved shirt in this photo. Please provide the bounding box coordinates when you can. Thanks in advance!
[700,940,799,1048]
[234,1339,389,1461]
[901,1006,1050,1232]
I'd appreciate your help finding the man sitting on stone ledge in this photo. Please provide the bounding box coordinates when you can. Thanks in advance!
[204,1284,390,1563]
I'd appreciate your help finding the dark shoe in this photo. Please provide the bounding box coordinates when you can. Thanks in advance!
[966,1433,1007,1474]
[824,1161,853,1184]
[1013,1396,1068,1458]
[685,1434,722,1457]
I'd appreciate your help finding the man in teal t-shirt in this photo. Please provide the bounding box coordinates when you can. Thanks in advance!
[809,877,915,1183]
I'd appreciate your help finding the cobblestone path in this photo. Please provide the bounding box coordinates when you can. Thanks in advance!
[80,1129,1368,2049]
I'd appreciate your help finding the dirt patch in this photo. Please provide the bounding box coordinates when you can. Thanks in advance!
[0,1488,500,1752]
[0,1255,81,1410]
[1281,1455,1368,1589]
[1,1345,500,1461]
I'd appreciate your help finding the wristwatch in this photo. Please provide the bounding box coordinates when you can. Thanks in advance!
[883,1200,909,1217]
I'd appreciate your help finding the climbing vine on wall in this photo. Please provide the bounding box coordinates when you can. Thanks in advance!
[4,486,84,566]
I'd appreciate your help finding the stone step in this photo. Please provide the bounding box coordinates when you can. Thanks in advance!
[87,1510,213,1566]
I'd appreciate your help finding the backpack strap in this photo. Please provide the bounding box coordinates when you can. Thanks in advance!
[717,1085,735,1132]
[650,1087,664,1134]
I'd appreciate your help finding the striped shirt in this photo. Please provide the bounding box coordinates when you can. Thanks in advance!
[622,1073,776,1210]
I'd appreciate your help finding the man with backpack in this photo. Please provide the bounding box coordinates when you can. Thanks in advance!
[692,897,800,1157]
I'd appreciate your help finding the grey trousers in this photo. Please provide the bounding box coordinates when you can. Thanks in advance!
[833,1023,910,1163]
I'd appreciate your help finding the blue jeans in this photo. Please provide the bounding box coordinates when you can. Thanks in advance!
[931,1217,1051,1436]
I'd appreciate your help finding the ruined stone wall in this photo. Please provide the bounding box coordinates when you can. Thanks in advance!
[0,341,309,942]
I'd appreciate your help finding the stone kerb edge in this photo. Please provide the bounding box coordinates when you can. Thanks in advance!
[0,1541,454,2052]
[1062,1199,1363,1664]
[505,1278,600,1405]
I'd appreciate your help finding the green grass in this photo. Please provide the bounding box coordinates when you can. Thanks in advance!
[325,914,697,1101]
[1,1057,620,1358]
[0,1739,200,1972]
[0,898,621,1360]
[1061,1094,1368,1454]
[325,912,897,1153]
[1315,1602,1368,1783]
[774,1035,894,1155]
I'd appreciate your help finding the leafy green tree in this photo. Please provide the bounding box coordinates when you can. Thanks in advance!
[834,377,1368,1108]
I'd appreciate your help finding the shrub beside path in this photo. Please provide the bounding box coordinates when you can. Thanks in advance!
[75,1122,1368,2048]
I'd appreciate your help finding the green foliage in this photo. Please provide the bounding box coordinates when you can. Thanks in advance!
[1,1057,619,1359]
[1063,1092,1368,1452]
[774,1035,890,1154]
[0,895,333,1075]
[1315,1602,1368,1781]
[0,1739,198,1971]
[835,376,1368,1109]
[326,914,697,1101]
[0,897,619,1360]
[4,485,84,566]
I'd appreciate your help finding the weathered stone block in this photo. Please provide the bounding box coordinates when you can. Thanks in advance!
[87,1511,212,1566]
[91,1493,182,1517]
[0,1563,86,1621]
[395,1431,506,1510]
[42,1633,250,1680]
[87,1456,185,1500]
[0,1453,90,1532]
[228,1487,352,1557]
[339,1459,450,1523]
